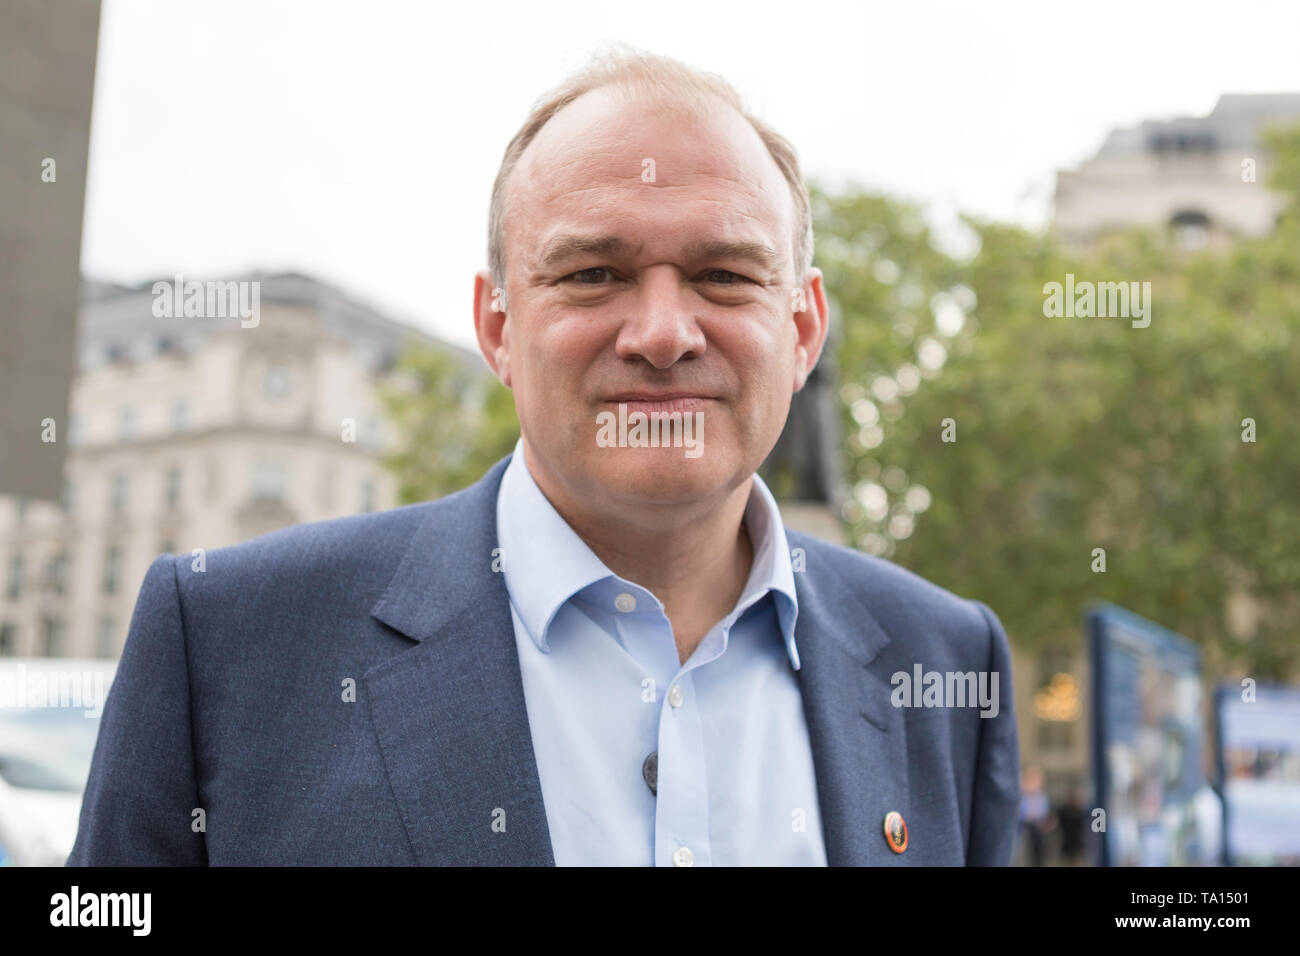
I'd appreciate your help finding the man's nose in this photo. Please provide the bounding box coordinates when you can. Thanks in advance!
[613,268,707,369]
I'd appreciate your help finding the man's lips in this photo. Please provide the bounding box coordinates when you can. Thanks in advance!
[601,393,715,414]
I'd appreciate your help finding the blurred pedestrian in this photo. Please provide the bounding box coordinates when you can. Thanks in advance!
[1055,787,1086,865]
[1019,766,1051,866]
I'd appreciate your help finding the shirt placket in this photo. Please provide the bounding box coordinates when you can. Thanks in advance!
[653,621,730,867]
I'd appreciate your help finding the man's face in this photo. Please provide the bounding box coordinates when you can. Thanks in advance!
[476,87,826,515]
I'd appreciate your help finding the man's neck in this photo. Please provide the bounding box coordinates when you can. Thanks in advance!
[521,445,756,665]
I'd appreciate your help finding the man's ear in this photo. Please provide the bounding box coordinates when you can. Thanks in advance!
[473,270,511,387]
[792,267,830,392]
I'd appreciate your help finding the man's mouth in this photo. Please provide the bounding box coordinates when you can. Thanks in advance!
[601,393,714,414]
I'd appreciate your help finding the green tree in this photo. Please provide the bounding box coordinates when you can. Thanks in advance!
[821,127,1300,678]
[379,345,518,503]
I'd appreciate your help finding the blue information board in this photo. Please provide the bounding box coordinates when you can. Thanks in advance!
[1090,604,1212,866]
[1215,683,1300,866]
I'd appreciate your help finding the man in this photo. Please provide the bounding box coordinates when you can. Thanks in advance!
[69,47,1019,867]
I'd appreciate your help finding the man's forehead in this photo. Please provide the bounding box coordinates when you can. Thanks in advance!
[516,89,785,200]
[518,85,757,172]
[508,88,794,268]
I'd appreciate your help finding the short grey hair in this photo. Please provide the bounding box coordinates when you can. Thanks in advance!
[486,44,814,305]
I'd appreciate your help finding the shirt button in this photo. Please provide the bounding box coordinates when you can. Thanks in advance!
[672,846,694,867]
[668,685,685,708]
[614,592,637,613]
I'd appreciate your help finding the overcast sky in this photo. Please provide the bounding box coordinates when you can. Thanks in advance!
[81,0,1300,350]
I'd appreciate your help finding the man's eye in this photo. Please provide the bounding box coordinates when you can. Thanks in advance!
[700,269,754,285]
[563,267,614,285]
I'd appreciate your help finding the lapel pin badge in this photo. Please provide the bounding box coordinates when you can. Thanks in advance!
[883,811,908,854]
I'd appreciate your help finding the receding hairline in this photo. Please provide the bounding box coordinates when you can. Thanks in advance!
[487,48,814,299]
[510,82,755,191]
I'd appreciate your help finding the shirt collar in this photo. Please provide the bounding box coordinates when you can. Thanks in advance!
[495,438,801,669]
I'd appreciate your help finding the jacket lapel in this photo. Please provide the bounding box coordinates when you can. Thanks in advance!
[367,456,555,865]
[791,542,911,865]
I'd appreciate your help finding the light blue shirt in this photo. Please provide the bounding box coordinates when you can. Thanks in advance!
[496,439,828,866]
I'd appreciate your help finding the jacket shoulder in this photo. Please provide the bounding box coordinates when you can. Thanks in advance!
[174,473,493,589]
[168,500,426,592]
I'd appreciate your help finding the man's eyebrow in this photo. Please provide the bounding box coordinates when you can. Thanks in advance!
[682,239,784,273]
[536,234,633,268]
[534,234,785,275]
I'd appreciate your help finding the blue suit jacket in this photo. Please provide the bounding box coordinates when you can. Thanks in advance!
[68,454,1020,866]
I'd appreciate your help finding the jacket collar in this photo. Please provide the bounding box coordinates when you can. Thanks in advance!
[494,438,801,668]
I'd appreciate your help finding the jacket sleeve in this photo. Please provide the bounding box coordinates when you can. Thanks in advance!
[67,554,207,865]
[964,600,1021,866]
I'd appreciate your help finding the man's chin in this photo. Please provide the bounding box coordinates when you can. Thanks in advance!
[586,449,734,505]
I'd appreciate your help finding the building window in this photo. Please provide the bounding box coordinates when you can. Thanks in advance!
[103,546,121,596]
[262,365,293,402]
[1170,210,1210,251]
[251,460,288,504]
[171,396,191,433]
[1150,131,1217,155]
[130,336,158,364]
[5,554,23,600]
[1033,649,1082,737]
[47,551,70,596]
[118,405,137,442]
[360,478,375,514]
[97,615,117,659]
[41,617,66,657]
[110,472,130,515]
[0,623,15,656]
[165,466,182,509]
